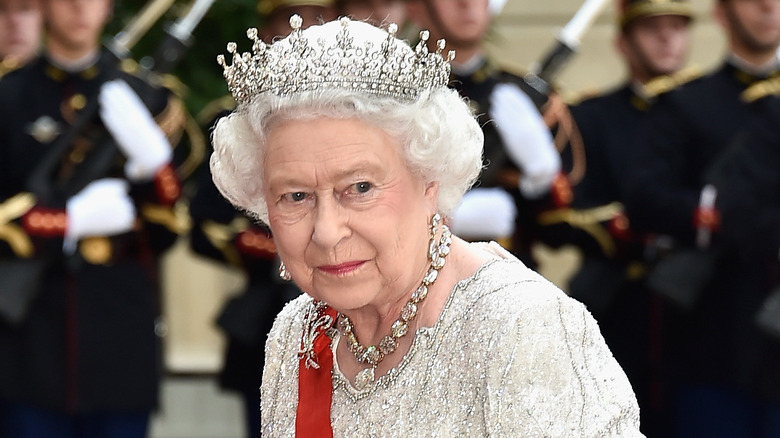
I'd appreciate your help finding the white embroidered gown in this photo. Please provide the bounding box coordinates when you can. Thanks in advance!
[261,243,644,437]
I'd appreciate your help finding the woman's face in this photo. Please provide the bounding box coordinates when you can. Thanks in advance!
[264,117,438,312]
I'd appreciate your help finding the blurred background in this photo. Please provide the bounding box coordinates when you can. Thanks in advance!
[98,0,726,436]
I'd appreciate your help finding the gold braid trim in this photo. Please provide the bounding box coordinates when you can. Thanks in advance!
[141,202,192,235]
[0,193,36,224]
[741,76,780,103]
[156,95,187,146]
[0,193,38,257]
[537,202,624,257]
[0,223,34,257]
[196,95,236,127]
[642,65,702,99]
[155,95,207,182]
[201,217,251,268]
[177,110,207,181]
[543,94,586,186]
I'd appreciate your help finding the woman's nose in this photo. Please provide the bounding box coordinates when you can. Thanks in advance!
[310,193,350,248]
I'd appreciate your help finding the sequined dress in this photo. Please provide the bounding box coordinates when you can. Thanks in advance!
[261,243,643,437]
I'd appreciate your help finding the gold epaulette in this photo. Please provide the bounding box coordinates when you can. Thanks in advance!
[0,57,22,79]
[196,94,237,127]
[642,65,702,99]
[741,76,780,103]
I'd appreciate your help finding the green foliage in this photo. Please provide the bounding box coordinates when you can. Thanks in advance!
[107,0,265,117]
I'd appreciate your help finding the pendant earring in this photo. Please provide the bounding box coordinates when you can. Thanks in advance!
[279,261,292,281]
[430,213,441,237]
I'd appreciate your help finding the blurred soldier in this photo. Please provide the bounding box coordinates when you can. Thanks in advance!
[624,0,780,435]
[0,0,185,436]
[338,0,407,26]
[541,0,694,435]
[0,0,42,75]
[190,2,334,438]
[406,0,563,267]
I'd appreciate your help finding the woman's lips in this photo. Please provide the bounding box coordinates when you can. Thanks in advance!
[318,260,366,275]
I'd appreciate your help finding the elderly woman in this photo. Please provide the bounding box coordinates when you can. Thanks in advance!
[211,16,642,437]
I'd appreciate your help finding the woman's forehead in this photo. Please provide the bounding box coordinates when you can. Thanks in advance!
[263,117,405,180]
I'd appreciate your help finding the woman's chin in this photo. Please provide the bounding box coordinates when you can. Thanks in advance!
[308,281,379,313]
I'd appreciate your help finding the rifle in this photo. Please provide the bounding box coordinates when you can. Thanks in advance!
[523,0,611,106]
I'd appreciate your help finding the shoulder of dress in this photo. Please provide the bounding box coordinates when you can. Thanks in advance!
[270,293,312,334]
[278,292,311,318]
[641,65,703,99]
[467,258,576,314]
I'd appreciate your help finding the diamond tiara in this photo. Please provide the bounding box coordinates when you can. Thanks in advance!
[217,16,455,104]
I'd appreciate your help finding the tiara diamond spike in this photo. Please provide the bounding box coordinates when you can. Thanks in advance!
[218,16,454,104]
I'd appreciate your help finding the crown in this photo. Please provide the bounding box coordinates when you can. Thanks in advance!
[217,16,455,104]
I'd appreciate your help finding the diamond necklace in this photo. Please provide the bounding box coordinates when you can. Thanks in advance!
[339,213,452,390]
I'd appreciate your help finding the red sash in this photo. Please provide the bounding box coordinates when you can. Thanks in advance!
[296,304,337,437]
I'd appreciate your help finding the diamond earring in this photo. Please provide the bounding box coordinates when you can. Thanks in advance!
[279,261,291,281]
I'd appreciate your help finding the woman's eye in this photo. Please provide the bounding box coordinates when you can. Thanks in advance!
[284,192,307,202]
[354,181,372,194]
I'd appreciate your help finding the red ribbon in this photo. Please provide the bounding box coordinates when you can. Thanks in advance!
[296,304,338,438]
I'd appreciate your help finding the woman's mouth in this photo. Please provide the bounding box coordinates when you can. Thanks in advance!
[318,260,366,276]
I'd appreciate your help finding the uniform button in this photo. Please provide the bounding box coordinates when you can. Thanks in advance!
[70,94,87,111]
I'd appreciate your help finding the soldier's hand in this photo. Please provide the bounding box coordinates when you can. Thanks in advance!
[64,178,136,254]
[99,79,172,181]
[490,83,561,199]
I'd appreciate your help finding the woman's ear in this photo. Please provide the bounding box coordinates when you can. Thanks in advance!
[424,180,439,213]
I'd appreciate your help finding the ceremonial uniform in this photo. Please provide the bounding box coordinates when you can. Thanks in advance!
[546,78,698,436]
[626,59,780,434]
[533,4,697,435]
[0,52,183,414]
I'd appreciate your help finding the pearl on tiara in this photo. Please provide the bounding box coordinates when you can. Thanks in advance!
[217,16,455,104]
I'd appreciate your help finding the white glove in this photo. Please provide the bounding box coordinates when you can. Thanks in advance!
[490,83,561,199]
[64,179,136,254]
[449,187,517,239]
[99,79,172,181]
